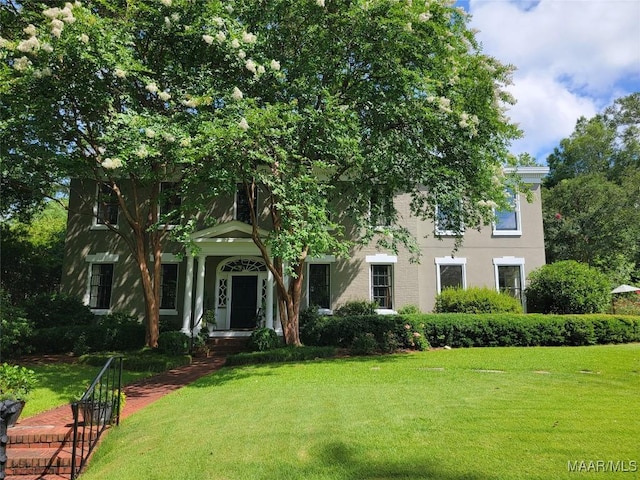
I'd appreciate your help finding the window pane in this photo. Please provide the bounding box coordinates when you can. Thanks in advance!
[236,184,257,224]
[436,203,462,234]
[498,265,522,300]
[309,264,330,309]
[97,183,118,225]
[370,188,392,226]
[371,264,392,309]
[495,190,519,231]
[90,264,113,309]
[440,265,463,290]
[160,264,178,310]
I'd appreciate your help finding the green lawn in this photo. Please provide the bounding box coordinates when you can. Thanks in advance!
[81,345,640,480]
[22,362,152,418]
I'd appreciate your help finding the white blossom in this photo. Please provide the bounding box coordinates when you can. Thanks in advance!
[317,0,325,7]
[43,7,61,19]
[225,5,234,13]
[41,42,54,53]
[51,28,63,38]
[270,59,281,71]
[135,146,149,158]
[160,0,172,6]
[257,65,265,75]
[202,34,214,45]
[114,68,127,78]
[241,31,257,44]
[181,98,198,108]
[231,38,240,49]
[0,37,10,49]
[162,132,176,142]
[102,157,123,169]
[179,137,192,147]
[418,12,431,22]
[164,16,171,26]
[50,18,65,30]
[232,87,243,100]
[145,82,159,94]
[245,59,257,73]
[24,24,37,36]
[79,33,89,43]
[237,50,246,59]
[145,128,156,138]
[13,56,32,71]
[17,36,41,53]
[216,31,226,43]
[212,17,224,27]
[238,118,249,131]
[171,13,180,22]
[33,67,52,78]
[158,90,171,101]
[438,96,451,113]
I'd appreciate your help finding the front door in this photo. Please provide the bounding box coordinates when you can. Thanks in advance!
[230,276,258,329]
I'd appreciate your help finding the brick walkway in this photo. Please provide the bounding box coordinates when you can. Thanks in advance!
[18,355,227,427]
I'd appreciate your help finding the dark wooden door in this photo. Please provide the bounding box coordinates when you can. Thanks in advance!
[230,276,258,329]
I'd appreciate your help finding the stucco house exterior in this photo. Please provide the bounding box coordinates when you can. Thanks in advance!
[60,166,549,336]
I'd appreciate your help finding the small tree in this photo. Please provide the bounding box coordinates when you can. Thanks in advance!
[525,261,611,314]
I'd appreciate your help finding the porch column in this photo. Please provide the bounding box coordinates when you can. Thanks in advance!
[266,270,274,330]
[194,255,206,332]
[181,255,195,334]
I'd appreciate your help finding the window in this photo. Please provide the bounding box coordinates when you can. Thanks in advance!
[371,264,393,309]
[159,182,182,224]
[308,264,330,309]
[493,257,525,304]
[435,257,467,293]
[435,202,463,236]
[370,187,393,227]
[96,182,118,225]
[236,183,257,224]
[89,264,114,309]
[494,189,521,235]
[160,263,178,310]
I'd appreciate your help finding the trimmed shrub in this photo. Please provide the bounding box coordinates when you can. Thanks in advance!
[157,331,190,355]
[225,346,337,366]
[0,289,33,358]
[24,293,94,328]
[79,351,192,372]
[526,261,611,314]
[334,300,378,317]
[30,322,145,354]
[350,333,377,355]
[248,328,281,351]
[434,287,523,314]
[398,304,421,315]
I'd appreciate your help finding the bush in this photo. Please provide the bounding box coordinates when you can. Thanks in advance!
[248,328,281,352]
[299,307,333,346]
[398,304,421,315]
[526,261,611,314]
[434,287,523,314]
[334,300,378,317]
[24,293,95,328]
[0,289,33,358]
[157,331,190,355]
[350,333,378,355]
[226,346,337,366]
[79,351,192,372]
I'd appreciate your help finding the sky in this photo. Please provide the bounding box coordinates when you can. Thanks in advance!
[457,0,640,163]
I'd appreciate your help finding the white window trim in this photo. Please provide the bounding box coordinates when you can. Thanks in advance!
[493,191,522,236]
[151,254,181,315]
[493,256,526,305]
[366,254,398,264]
[434,203,464,237]
[435,257,467,294]
[91,183,118,231]
[367,257,395,311]
[84,253,119,314]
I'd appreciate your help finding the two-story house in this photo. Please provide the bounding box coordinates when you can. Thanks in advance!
[60,166,549,337]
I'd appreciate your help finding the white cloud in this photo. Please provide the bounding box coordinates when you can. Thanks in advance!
[467,0,640,161]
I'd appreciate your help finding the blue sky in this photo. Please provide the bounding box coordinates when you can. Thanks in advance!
[457,0,640,163]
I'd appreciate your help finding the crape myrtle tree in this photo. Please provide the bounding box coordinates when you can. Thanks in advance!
[1,0,521,347]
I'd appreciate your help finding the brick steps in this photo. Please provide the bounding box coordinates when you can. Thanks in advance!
[4,447,78,477]
[206,337,250,356]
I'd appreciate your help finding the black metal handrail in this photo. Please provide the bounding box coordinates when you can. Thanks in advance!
[70,356,123,480]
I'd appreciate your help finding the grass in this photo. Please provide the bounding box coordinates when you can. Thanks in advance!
[79,344,640,480]
[21,361,154,418]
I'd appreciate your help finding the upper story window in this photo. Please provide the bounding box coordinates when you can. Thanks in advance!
[96,182,118,226]
[435,202,463,236]
[493,189,521,236]
[369,186,393,227]
[159,182,182,225]
[235,183,257,224]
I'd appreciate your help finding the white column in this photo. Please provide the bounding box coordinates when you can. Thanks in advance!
[181,255,194,333]
[194,255,206,333]
[266,270,274,330]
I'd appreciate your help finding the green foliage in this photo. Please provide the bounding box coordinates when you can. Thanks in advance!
[0,289,34,359]
[248,328,281,352]
[397,304,421,315]
[157,331,190,356]
[0,362,38,401]
[225,346,337,366]
[334,300,378,317]
[24,293,95,328]
[79,351,192,373]
[526,261,611,314]
[350,333,378,355]
[434,287,523,314]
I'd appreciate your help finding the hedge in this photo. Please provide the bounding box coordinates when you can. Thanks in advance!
[30,323,145,355]
[301,313,640,350]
